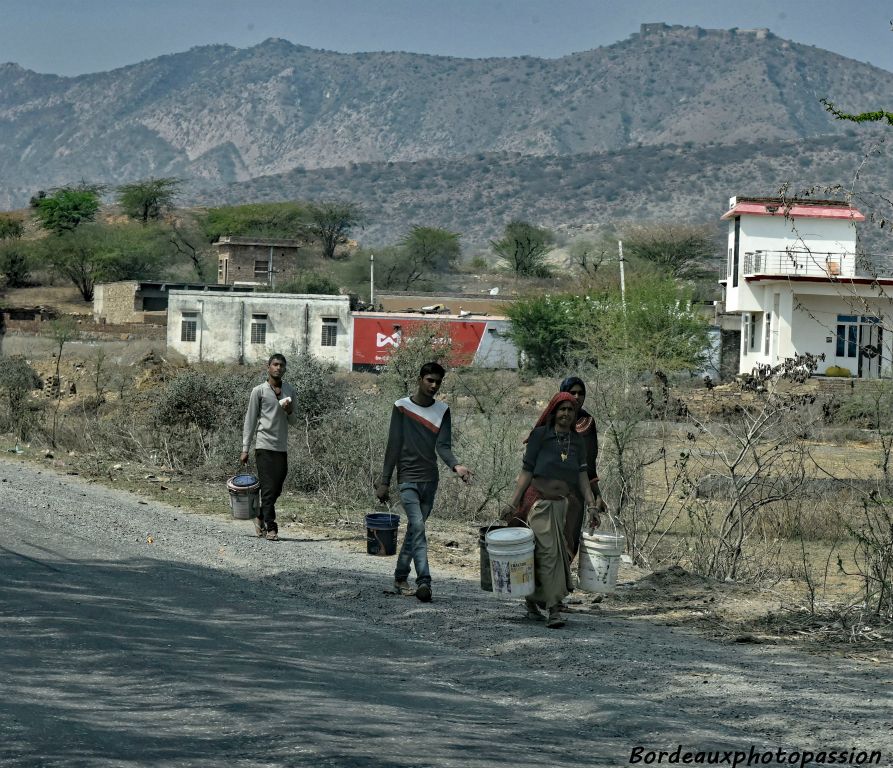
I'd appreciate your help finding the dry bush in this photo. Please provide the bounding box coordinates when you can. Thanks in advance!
[286,392,389,508]
[585,366,687,569]
[148,367,256,469]
[436,368,532,522]
[0,355,43,441]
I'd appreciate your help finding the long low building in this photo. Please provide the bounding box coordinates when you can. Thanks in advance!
[165,290,518,370]
[167,290,352,367]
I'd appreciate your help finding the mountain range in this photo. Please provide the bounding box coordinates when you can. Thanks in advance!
[2,22,892,248]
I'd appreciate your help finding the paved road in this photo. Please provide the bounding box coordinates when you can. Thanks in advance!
[0,458,890,767]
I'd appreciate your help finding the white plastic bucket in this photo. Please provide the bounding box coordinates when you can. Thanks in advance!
[486,527,535,598]
[228,490,258,520]
[578,531,626,594]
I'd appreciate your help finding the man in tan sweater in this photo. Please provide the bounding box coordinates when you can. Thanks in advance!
[240,353,297,541]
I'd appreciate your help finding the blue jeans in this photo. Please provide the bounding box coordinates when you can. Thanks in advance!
[394,481,438,586]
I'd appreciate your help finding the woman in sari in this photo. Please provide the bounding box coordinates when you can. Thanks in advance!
[501,392,601,628]
[558,376,606,561]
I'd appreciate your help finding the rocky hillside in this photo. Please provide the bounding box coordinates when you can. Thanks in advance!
[2,24,893,209]
[192,133,893,250]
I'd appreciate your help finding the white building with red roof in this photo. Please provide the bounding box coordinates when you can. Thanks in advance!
[721,195,893,379]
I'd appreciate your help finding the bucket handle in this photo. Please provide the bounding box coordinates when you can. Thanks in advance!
[589,508,620,539]
[480,520,507,534]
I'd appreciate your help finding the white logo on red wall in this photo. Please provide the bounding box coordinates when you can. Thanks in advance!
[376,331,402,348]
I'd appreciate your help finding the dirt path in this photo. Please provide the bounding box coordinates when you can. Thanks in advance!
[1,456,890,767]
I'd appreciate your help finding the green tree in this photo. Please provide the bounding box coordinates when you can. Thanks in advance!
[619,223,717,280]
[32,184,103,235]
[491,220,554,277]
[400,226,461,273]
[508,277,710,376]
[42,221,172,301]
[568,237,610,276]
[590,276,711,374]
[506,294,602,373]
[820,99,893,126]
[167,217,212,282]
[198,202,311,241]
[116,177,181,223]
[307,200,365,259]
[0,214,29,287]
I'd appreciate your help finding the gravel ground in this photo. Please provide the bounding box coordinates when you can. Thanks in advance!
[1,455,891,767]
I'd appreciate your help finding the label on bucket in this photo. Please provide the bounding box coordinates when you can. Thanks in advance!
[490,555,534,596]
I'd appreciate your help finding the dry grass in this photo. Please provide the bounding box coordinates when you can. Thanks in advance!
[1,285,93,315]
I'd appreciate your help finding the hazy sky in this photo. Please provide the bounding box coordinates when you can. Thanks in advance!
[4,0,893,76]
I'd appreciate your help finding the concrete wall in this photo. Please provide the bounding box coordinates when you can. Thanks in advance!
[93,281,141,324]
[167,290,352,368]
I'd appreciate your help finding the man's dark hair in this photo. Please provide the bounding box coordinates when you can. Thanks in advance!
[268,353,287,365]
[419,361,446,379]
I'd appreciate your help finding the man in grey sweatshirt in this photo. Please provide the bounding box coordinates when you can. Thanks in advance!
[240,353,297,541]
[375,362,472,601]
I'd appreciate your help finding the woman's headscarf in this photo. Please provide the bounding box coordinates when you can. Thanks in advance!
[524,391,577,443]
[559,375,593,433]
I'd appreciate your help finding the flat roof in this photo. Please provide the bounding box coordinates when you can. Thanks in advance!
[168,289,348,300]
[215,236,305,247]
[744,274,893,286]
[722,197,864,221]
[352,311,509,321]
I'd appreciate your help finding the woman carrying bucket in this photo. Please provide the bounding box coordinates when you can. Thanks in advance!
[501,393,601,628]
[558,376,607,561]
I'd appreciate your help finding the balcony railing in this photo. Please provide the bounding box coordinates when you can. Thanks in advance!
[742,249,856,278]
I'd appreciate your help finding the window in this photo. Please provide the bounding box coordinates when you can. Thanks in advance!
[254,259,269,279]
[835,324,857,358]
[250,314,267,345]
[321,317,338,347]
[181,312,197,342]
[742,314,751,356]
[764,312,771,355]
[727,248,733,277]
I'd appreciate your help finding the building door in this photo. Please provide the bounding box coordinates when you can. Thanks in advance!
[835,315,882,378]
[859,320,883,379]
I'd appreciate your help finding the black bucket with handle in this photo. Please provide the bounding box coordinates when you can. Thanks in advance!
[479,523,507,591]
[365,512,400,556]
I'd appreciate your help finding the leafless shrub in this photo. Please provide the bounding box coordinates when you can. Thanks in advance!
[839,490,893,622]
[437,368,530,522]
[0,355,43,441]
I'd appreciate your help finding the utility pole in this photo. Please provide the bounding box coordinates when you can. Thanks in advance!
[370,252,375,307]
[618,240,627,312]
